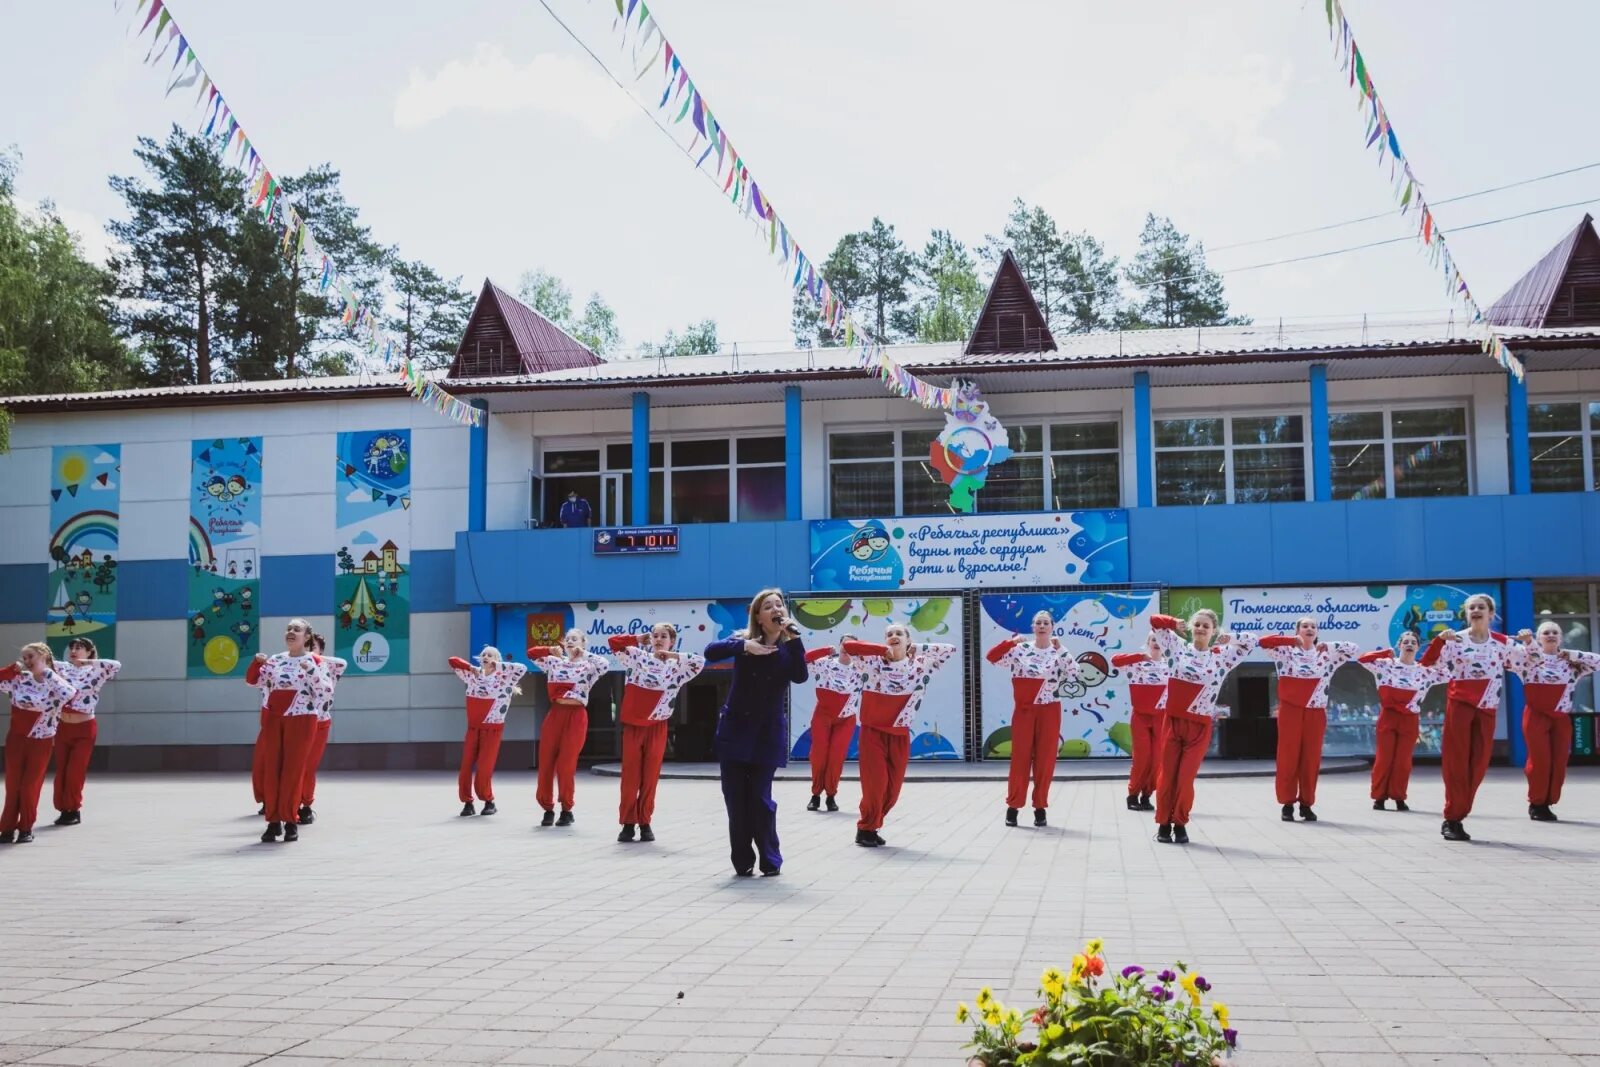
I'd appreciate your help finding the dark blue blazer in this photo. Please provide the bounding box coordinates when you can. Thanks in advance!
[706,635,808,767]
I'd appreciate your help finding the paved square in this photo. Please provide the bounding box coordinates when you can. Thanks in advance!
[3,765,1599,1066]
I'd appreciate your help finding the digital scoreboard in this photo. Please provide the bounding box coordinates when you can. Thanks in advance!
[592,525,680,555]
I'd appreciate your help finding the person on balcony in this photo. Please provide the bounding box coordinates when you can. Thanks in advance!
[559,490,592,528]
[1258,619,1358,823]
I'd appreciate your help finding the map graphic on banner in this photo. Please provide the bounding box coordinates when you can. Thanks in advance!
[927,387,1013,513]
[787,596,965,762]
[334,430,411,675]
[187,437,263,677]
[978,590,1159,761]
[809,511,1128,592]
[46,444,121,659]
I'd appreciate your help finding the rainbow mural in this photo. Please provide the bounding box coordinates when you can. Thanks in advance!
[188,438,264,677]
[47,445,121,658]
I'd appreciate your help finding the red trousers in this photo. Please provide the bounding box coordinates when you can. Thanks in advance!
[618,720,668,824]
[251,705,270,804]
[300,719,331,807]
[1370,707,1420,801]
[1155,715,1213,826]
[1274,701,1326,806]
[53,718,98,812]
[1440,699,1495,822]
[857,727,910,831]
[1006,703,1061,809]
[3,711,53,834]
[809,711,855,797]
[459,698,504,804]
[1126,711,1162,797]
[1523,709,1573,807]
[257,711,318,824]
[537,703,588,811]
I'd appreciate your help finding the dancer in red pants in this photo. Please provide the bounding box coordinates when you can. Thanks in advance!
[1259,620,1357,822]
[1149,613,1255,844]
[1112,632,1168,813]
[449,647,528,817]
[843,628,956,848]
[527,629,611,827]
[804,637,866,814]
[246,620,322,843]
[297,634,346,826]
[986,611,1078,828]
[1419,593,1510,842]
[1358,633,1448,811]
[609,627,704,842]
[0,643,78,844]
[52,637,121,826]
[1506,621,1600,822]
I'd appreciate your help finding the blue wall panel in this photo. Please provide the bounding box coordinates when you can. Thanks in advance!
[0,564,45,624]
[117,560,189,620]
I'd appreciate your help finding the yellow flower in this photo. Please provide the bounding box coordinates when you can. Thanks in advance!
[977,986,993,1008]
[1212,1002,1230,1029]
[1069,953,1088,981]
[1180,972,1201,1005]
[983,1006,1003,1027]
[1045,1023,1065,1042]
[1042,978,1063,1002]
[1041,967,1065,987]
[956,1003,969,1024]
[1085,938,1104,957]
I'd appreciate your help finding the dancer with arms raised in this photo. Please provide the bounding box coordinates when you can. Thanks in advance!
[1258,618,1358,822]
[1419,594,1510,842]
[1506,621,1600,822]
[986,611,1078,828]
[1111,632,1168,813]
[1359,631,1448,811]
[526,630,611,826]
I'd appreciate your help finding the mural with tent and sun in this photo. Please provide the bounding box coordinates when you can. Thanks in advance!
[46,445,121,659]
[334,429,412,675]
[187,437,264,678]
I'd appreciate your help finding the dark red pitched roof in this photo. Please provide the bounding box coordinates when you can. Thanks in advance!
[1485,214,1600,328]
[964,250,1058,355]
[448,280,603,378]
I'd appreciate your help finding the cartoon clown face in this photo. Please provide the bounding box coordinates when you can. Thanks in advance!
[850,523,891,562]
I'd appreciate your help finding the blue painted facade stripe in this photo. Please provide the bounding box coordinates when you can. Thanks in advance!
[1507,370,1531,495]
[1309,363,1333,502]
[1133,371,1153,508]
[1504,578,1534,767]
[467,398,493,654]
[631,391,650,524]
[785,385,803,521]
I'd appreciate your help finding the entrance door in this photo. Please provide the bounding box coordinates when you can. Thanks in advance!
[1222,672,1276,758]
[600,473,626,526]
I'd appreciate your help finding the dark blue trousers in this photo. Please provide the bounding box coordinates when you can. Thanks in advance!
[720,760,781,874]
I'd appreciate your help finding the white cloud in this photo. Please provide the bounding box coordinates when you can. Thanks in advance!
[347,487,372,503]
[393,45,635,138]
[90,478,117,491]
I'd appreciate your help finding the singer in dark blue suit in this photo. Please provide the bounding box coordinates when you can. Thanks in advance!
[705,589,809,877]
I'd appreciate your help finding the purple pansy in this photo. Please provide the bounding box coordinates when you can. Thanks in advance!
[1195,976,1211,993]
[1121,965,1145,979]
[1157,969,1177,983]
[1147,984,1171,1002]
[1224,1028,1238,1047]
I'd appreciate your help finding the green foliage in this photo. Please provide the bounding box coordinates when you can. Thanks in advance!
[982,199,1121,334]
[1119,214,1249,330]
[515,268,622,357]
[387,257,474,370]
[640,318,719,358]
[914,229,985,343]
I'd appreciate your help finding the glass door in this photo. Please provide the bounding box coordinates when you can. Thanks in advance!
[600,473,626,526]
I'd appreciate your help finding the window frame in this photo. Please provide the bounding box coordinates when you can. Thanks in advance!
[1327,400,1474,500]
[537,431,786,525]
[1151,409,1311,506]
[1528,395,1600,494]
[1534,583,1599,713]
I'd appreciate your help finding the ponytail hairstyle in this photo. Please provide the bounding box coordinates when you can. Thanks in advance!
[478,646,522,695]
[19,641,54,671]
[1188,608,1220,631]
[67,637,99,660]
[651,622,679,643]
[308,633,326,655]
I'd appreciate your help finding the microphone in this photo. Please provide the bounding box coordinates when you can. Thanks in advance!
[781,618,802,636]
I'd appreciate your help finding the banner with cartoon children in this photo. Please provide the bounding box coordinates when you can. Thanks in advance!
[978,589,1161,761]
[334,430,412,675]
[187,437,264,677]
[787,595,965,762]
[46,444,121,659]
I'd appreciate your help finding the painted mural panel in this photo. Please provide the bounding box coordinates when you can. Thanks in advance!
[334,430,411,675]
[977,590,1160,761]
[187,437,263,677]
[46,444,120,658]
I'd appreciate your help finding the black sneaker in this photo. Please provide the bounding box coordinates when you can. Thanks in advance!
[1004,807,1019,827]
[1442,820,1471,842]
[282,822,298,842]
[1394,800,1410,812]
[807,795,821,812]
[735,867,754,876]
[1532,805,1558,822]
[638,824,655,842]
[460,802,476,817]
[1298,804,1317,822]
[855,829,880,847]
[1156,823,1173,843]
[54,810,81,826]
[760,867,780,877]
[1139,793,1155,811]
[870,831,886,846]
[257,804,265,816]
[481,801,498,816]
[1126,794,1141,812]
[540,810,556,827]
[261,821,282,843]
[1372,799,1386,811]
[297,805,315,825]
[0,831,14,844]
[1173,824,1190,844]
[618,823,636,842]
[556,809,575,827]
[1033,808,1047,827]
[16,830,34,844]
[825,795,839,812]
[1281,804,1295,822]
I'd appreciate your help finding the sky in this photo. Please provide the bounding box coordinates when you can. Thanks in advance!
[4,0,1599,356]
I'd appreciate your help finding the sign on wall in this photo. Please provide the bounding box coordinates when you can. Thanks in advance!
[46,444,120,658]
[787,595,965,762]
[809,511,1129,592]
[1219,583,1504,647]
[187,437,263,677]
[334,430,412,675]
[978,590,1160,761]
[505,598,750,661]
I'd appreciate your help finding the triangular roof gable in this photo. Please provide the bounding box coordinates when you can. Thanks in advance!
[448,280,603,377]
[1486,214,1600,328]
[964,250,1058,355]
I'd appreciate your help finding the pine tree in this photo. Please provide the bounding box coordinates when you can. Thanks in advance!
[1119,214,1248,329]
[913,230,985,343]
[515,268,621,357]
[640,319,718,357]
[387,258,473,369]
[982,199,1121,334]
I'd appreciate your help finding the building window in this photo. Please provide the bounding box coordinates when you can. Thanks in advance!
[1535,585,1597,713]
[828,420,1120,517]
[540,435,785,526]
[1529,400,1600,493]
[1153,414,1305,505]
[735,436,787,522]
[1329,405,1470,500]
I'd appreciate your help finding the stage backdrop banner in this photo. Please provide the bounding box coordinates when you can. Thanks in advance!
[334,430,412,675]
[978,590,1160,761]
[787,595,965,762]
[187,437,263,677]
[1220,583,1503,647]
[505,599,751,663]
[46,444,121,659]
[809,511,1128,592]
